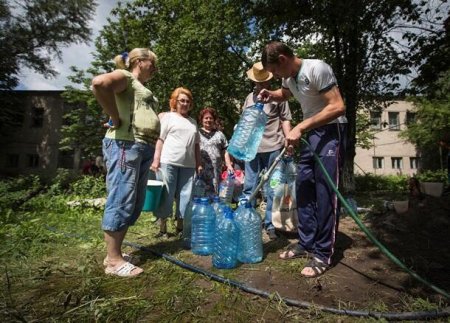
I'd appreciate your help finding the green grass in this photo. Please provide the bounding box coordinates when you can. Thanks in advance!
[1,175,448,322]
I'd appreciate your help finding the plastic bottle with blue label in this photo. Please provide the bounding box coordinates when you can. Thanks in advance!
[227,102,267,161]
[183,197,200,249]
[234,199,263,263]
[212,208,239,269]
[191,197,216,255]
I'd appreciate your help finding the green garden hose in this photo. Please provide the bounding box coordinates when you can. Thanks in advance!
[300,137,450,300]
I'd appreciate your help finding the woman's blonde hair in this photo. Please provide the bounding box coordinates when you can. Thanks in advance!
[114,48,157,70]
[169,87,194,111]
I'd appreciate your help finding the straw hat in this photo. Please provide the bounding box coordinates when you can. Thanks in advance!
[246,62,273,82]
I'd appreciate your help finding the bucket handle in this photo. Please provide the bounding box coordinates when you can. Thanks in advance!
[154,168,169,190]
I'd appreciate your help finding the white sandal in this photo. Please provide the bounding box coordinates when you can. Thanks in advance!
[105,262,143,277]
[103,253,135,267]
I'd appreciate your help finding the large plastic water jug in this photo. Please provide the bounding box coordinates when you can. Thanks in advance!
[212,208,239,269]
[234,200,263,263]
[191,197,216,255]
[183,197,201,249]
[227,102,267,161]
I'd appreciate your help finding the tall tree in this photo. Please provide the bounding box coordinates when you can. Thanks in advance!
[92,0,254,136]
[0,0,96,136]
[0,0,96,90]
[411,5,450,97]
[249,0,448,190]
[61,0,255,160]
[401,70,450,170]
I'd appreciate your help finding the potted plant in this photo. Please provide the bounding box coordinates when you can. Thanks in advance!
[416,170,447,197]
[389,192,409,214]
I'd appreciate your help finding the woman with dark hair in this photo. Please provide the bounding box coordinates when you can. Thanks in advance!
[198,107,234,196]
[151,87,202,237]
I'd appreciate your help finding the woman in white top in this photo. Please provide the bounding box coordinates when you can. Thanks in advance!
[151,87,202,237]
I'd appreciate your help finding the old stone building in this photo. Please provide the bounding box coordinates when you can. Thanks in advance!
[0,91,75,177]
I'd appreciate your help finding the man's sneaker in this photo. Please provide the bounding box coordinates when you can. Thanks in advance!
[266,229,278,240]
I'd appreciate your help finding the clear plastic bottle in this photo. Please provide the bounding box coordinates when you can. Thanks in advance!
[219,172,235,204]
[193,175,206,197]
[285,157,297,184]
[215,204,233,232]
[183,197,200,249]
[269,162,286,195]
[212,208,239,269]
[227,102,268,161]
[234,200,263,263]
[212,195,228,214]
[191,197,216,255]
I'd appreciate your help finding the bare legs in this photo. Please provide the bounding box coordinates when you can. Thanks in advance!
[104,228,143,276]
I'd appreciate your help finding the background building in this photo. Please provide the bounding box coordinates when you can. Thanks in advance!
[354,101,419,176]
[1,92,420,178]
[0,91,75,177]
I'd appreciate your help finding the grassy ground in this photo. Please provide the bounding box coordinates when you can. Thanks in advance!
[1,175,448,322]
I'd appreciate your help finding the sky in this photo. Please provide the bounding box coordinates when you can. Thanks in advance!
[16,0,119,91]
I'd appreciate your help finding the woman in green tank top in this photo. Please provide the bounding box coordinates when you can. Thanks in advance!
[92,48,160,277]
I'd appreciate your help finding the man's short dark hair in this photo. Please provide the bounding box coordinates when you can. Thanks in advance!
[261,41,294,68]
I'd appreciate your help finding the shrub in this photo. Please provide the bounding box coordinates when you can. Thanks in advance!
[355,173,409,192]
[415,169,448,184]
[45,168,80,195]
[0,175,43,213]
[69,175,106,197]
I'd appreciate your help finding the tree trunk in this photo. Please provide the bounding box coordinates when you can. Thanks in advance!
[73,147,81,171]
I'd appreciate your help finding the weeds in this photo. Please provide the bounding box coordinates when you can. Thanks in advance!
[0,174,448,322]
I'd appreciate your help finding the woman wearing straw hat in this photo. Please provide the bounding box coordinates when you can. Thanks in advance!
[241,62,292,240]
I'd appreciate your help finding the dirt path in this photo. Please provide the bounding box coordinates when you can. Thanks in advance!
[174,194,450,313]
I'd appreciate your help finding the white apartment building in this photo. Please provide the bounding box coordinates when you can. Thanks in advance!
[354,100,419,176]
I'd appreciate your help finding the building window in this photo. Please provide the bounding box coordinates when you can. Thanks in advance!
[406,111,416,125]
[6,154,19,168]
[31,106,44,128]
[370,111,382,130]
[391,157,403,169]
[27,154,39,168]
[410,157,419,169]
[388,112,400,130]
[373,157,384,169]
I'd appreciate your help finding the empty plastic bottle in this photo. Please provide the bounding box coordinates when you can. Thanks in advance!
[183,197,201,249]
[193,175,206,197]
[219,172,235,204]
[227,102,268,161]
[269,162,286,192]
[191,197,216,255]
[211,195,228,214]
[212,208,239,269]
[215,204,233,232]
[270,157,296,188]
[285,157,297,183]
[234,200,263,263]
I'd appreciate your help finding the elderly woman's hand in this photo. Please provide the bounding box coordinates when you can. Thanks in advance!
[150,161,160,173]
